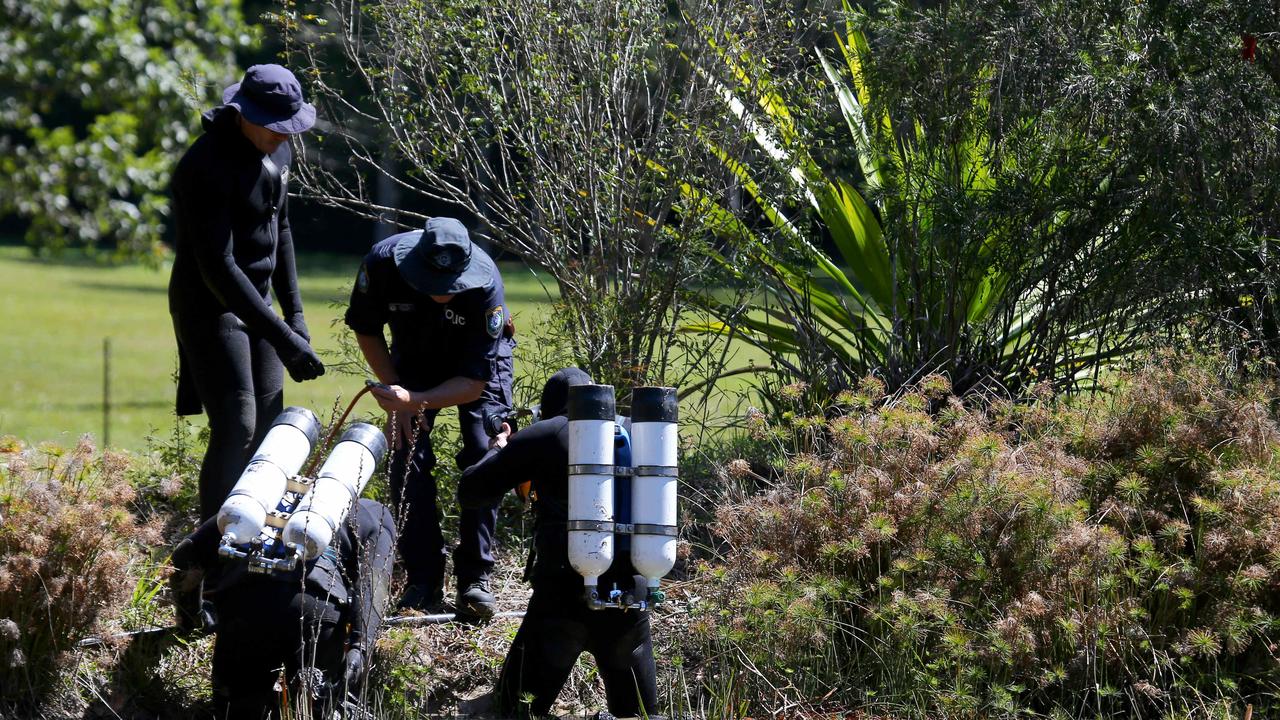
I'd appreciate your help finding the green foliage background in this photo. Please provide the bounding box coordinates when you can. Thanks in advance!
[683,0,1280,402]
[0,0,254,262]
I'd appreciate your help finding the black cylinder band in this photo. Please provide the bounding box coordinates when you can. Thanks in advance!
[631,387,678,423]
[568,384,616,421]
[275,406,321,446]
[339,422,389,463]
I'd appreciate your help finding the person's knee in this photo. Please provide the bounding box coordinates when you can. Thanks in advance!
[597,640,649,674]
[208,392,258,450]
[596,617,652,669]
[255,390,283,429]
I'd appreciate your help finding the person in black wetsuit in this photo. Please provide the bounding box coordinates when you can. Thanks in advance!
[170,498,396,719]
[169,64,326,522]
[345,217,515,618]
[457,368,661,720]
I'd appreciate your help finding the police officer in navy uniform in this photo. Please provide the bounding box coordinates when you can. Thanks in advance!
[345,217,514,617]
[458,368,661,719]
[170,498,397,719]
[169,64,326,522]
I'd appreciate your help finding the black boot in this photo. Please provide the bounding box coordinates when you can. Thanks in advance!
[455,576,497,620]
[397,576,445,612]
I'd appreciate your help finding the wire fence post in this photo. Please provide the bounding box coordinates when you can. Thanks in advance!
[103,337,111,448]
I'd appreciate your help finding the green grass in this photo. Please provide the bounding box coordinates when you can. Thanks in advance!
[0,246,560,451]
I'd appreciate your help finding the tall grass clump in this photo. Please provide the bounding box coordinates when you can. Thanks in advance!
[685,354,1280,718]
[0,435,161,709]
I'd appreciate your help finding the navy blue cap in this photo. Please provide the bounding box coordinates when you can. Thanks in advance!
[392,217,495,295]
[222,64,316,134]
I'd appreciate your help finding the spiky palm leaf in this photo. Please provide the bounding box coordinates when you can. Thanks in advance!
[680,7,1142,396]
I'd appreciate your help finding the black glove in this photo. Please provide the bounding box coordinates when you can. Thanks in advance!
[170,572,203,633]
[169,538,205,632]
[169,571,215,634]
[281,332,325,382]
[342,646,366,689]
[286,312,311,343]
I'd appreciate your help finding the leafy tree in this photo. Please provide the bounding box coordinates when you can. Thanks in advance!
[284,0,745,390]
[0,0,254,262]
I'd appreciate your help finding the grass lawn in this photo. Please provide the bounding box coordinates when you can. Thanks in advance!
[0,245,561,451]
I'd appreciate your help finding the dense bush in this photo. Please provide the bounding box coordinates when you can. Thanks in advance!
[684,0,1280,404]
[685,354,1280,718]
[0,436,163,708]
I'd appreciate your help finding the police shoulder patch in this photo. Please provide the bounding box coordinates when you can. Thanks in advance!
[486,305,504,339]
[356,263,370,293]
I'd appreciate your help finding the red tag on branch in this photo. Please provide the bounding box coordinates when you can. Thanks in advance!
[1242,33,1257,63]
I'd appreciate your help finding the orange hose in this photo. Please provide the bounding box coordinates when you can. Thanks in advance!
[303,385,373,478]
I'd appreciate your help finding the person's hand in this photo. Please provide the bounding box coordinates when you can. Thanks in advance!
[342,646,366,689]
[488,421,512,450]
[369,383,418,414]
[169,567,204,633]
[286,312,310,343]
[376,386,426,448]
[281,333,325,381]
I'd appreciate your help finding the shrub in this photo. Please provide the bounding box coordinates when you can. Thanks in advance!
[0,436,161,708]
[685,354,1280,717]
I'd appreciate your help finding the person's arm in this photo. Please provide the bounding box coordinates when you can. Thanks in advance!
[367,375,485,415]
[458,419,559,508]
[355,332,399,385]
[366,285,500,414]
[353,331,484,441]
[176,153,300,353]
[171,516,222,571]
[271,183,308,341]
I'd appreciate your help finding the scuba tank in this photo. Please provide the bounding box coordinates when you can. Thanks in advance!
[284,423,388,561]
[217,407,319,544]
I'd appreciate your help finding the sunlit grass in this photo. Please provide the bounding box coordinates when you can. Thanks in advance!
[0,245,559,450]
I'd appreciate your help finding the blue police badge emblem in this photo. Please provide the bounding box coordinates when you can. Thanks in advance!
[356,263,370,293]
[486,306,504,339]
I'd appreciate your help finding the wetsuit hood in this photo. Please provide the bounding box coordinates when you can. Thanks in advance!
[539,367,593,418]
[200,104,241,133]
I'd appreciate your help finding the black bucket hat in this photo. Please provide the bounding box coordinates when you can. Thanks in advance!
[392,217,495,295]
[222,64,316,134]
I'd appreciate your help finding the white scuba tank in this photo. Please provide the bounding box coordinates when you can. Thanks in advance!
[283,422,387,561]
[629,387,679,591]
[217,407,320,544]
[567,384,616,588]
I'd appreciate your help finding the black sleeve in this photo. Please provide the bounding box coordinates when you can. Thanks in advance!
[271,170,304,323]
[344,260,388,337]
[457,419,558,508]
[171,517,222,572]
[174,153,296,350]
[346,499,396,648]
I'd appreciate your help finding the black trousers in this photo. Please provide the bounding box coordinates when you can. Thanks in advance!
[210,578,345,720]
[494,586,658,718]
[387,360,511,588]
[175,311,284,521]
